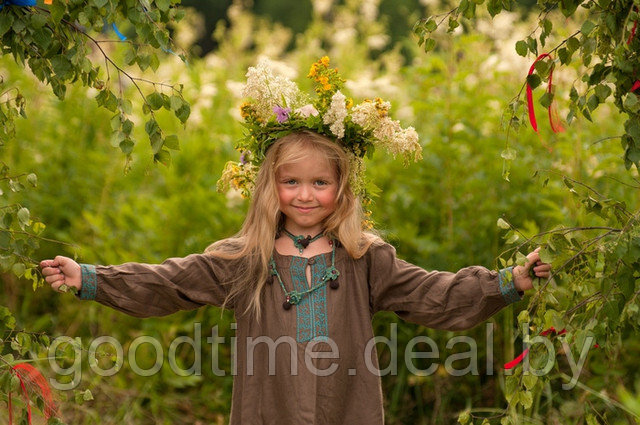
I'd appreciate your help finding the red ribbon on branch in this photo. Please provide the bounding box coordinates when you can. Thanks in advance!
[503,327,600,370]
[628,20,638,45]
[7,363,56,425]
[627,7,640,92]
[504,327,566,369]
[526,53,565,143]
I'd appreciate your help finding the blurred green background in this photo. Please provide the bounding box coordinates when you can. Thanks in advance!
[1,0,639,423]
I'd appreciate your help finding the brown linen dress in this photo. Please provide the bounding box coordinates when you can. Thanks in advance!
[77,240,520,425]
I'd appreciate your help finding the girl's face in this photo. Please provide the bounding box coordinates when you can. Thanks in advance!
[276,153,338,235]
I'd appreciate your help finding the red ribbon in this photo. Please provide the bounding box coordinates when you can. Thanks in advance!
[7,363,56,424]
[504,327,567,369]
[504,350,530,370]
[628,20,638,45]
[547,67,565,134]
[526,53,565,139]
[627,9,639,95]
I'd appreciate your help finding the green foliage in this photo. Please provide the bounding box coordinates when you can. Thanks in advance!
[414,0,640,172]
[0,0,192,422]
[0,0,639,424]
[0,0,190,165]
[414,0,640,423]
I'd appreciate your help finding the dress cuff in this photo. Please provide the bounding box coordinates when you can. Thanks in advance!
[498,266,521,305]
[77,264,98,300]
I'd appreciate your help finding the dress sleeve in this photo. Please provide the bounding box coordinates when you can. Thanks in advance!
[75,253,236,317]
[368,242,521,331]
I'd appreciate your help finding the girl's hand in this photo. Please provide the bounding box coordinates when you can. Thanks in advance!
[513,248,551,292]
[40,256,82,292]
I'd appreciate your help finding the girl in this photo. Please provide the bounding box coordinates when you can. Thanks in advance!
[41,59,550,424]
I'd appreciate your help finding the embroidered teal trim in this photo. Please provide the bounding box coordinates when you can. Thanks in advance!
[290,256,329,343]
[78,264,97,300]
[498,266,521,305]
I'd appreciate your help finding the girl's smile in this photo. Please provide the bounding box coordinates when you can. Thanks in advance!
[276,155,338,235]
[294,206,316,213]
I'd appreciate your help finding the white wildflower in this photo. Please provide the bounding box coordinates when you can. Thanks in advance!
[256,55,298,80]
[351,101,378,129]
[225,188,245,208]
[399,127,422,160]
[226,81,245,98]
[242,58,303,122]
[203,53,226,69]
[173,8,205,50]
[190,109,203,126]
[333,28,357,45]
[362,112,422,163]
[313,0,333,15]
[200,83,218,98]
[345,73,375,98]
[323,91,348,138]
[452,122,466,133]
[347,74,398,99]
[487,100,502,112]
[367,34,389,50]
[295,104,319,118]
[389,127,422,163]
[373,117,401,148]
[229,105,242,121]
[360,0,380,22]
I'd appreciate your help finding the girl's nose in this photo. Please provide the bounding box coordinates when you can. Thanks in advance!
[297,184,314,201]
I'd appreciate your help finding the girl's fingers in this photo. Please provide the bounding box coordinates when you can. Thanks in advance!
[45,273,65,284]
[41,266,60,277]
[527,251,541,264]
[40,259,60,268]
[51,280,66,291]
[533,264,551,278]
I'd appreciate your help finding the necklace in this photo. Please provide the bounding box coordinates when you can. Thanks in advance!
[269,240,340,310]
[282,228,324,254]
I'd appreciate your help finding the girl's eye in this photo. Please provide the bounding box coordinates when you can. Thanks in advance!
[285,179,297,185]
[315,180,328,186]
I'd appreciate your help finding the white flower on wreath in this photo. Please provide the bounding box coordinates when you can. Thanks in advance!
[323,91,348,138]
[351,101,377,129]
[242,59,303,123]
[295,104,319,118]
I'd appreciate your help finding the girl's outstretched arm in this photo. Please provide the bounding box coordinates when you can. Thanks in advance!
[367,242,548,331]
[39,254,236,317]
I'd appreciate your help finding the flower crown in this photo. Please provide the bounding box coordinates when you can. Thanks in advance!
[218,57,422,208]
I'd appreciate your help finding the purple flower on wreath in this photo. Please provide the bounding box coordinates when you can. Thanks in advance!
[240,151,250,164]
[273,105,291,123]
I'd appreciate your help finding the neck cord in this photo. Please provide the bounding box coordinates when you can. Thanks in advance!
[282,228,324,254]
[282,228,324,253]
[269,240,340,310]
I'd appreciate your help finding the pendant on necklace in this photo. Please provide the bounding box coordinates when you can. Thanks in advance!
[283,296,292,310]
[294,235,312,253]
[283,228,323,253]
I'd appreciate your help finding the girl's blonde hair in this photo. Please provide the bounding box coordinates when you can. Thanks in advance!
[207,131,379,318]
